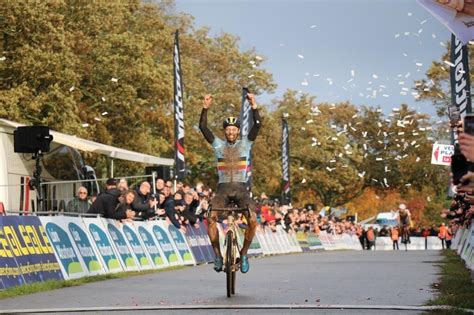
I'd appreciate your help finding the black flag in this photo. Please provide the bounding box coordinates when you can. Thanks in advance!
[173,30,186,180]
[281,118,291,205]
[450,33,472,127]
[240,87,253,190]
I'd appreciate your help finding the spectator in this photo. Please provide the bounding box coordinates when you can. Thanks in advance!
[67,186,92,213]
[390,227,399,250]
[156,178,165,195]
[117,178,128,192]
[131,181,159,219]
[438,223,447,250]
[446,224,453,249]
[115,190,138,220]
[160,185,182,230]
[366,227,375,250]
[87,178,124,219]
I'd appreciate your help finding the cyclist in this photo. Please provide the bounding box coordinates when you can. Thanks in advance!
[199,93,261,274]
[398,204,411,244]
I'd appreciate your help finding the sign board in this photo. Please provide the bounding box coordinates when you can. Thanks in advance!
[431,143,454,165]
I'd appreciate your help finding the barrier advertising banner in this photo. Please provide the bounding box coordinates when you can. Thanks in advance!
[167,223,195,265]
[148,221,183,266]
[40,217,89,280]
[104,220,140,271]
[122,223,153,270]
[296,231,310,252]
[0,216,62,288]
[183,225,205,264]
[134,222,169,269]
[40,216,104,278]
[306,232,323,250]
[82,218,122,273]
[194,222,214,262]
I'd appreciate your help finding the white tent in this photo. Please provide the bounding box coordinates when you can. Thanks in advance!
[0,119,174,172]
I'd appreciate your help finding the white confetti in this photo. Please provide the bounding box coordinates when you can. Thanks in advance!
[372,74,378,79]
[394,33,400,38]
[283,113,289,118]
[358,171,366,178]
[69,86,75,92]
[101,111,108,116]
[301,178,307,183]
[407,12,412,16]
[248,74,255,78]
[420,19,427,25]
[82,123,89,128]
[94,117,101,122]
[101,97,106,102]
[310,24,317,28]
[301,79,308,86]
[444,60,455,67]
[432,33,436,39]
[415,62,423,67]
[376,157,383,161]
[351,70,355,77]
[0,56,6,61]
[297,54,304,59]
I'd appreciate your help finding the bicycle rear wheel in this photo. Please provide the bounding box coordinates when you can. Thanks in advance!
[226,231,233,298]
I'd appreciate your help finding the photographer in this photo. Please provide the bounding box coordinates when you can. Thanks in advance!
[131,181,163,219]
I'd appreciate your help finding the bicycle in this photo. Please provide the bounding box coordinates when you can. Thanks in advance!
[208,203,249,298]
[400,225,410,251]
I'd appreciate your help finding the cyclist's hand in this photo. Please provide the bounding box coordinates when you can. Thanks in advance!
[203,94,212,109]
[155,208,165,216]
[246,93,257,109]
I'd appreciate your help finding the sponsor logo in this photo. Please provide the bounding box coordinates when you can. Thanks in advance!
[174,43,185,160]
[282,123,290,192]
[452,38,469,119]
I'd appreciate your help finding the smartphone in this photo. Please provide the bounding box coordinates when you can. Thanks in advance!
[451,151,469,185]
[464,113,474,135]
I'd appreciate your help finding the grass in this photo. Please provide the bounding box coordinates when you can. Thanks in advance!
[0,265,186,300]
[425,250,474,314]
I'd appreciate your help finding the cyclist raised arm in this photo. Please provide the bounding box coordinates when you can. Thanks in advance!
[199,92,260,274]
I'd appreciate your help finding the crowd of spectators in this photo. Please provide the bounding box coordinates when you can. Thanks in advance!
[66,172,468,251]
[438,115,474,243]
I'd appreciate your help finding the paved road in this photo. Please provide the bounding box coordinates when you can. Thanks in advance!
[0,250,442,314]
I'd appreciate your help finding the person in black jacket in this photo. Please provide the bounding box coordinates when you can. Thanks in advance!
[160,185,183,231]
[87,178,133,220]
[131,181,163,219]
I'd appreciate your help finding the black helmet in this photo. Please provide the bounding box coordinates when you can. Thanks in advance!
[223,116,240,129]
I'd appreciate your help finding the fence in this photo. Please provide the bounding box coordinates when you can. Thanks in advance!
[450,220,474,271]
[0,213,452,290]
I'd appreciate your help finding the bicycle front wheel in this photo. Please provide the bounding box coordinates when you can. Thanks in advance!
[226,231,234,298]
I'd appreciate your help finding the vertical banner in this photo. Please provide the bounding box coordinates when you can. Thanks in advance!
[82,218,122,273]
[281,118,291,205]
[173,30,186,180]
[450,33,472,123]
[239,87,253,190]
